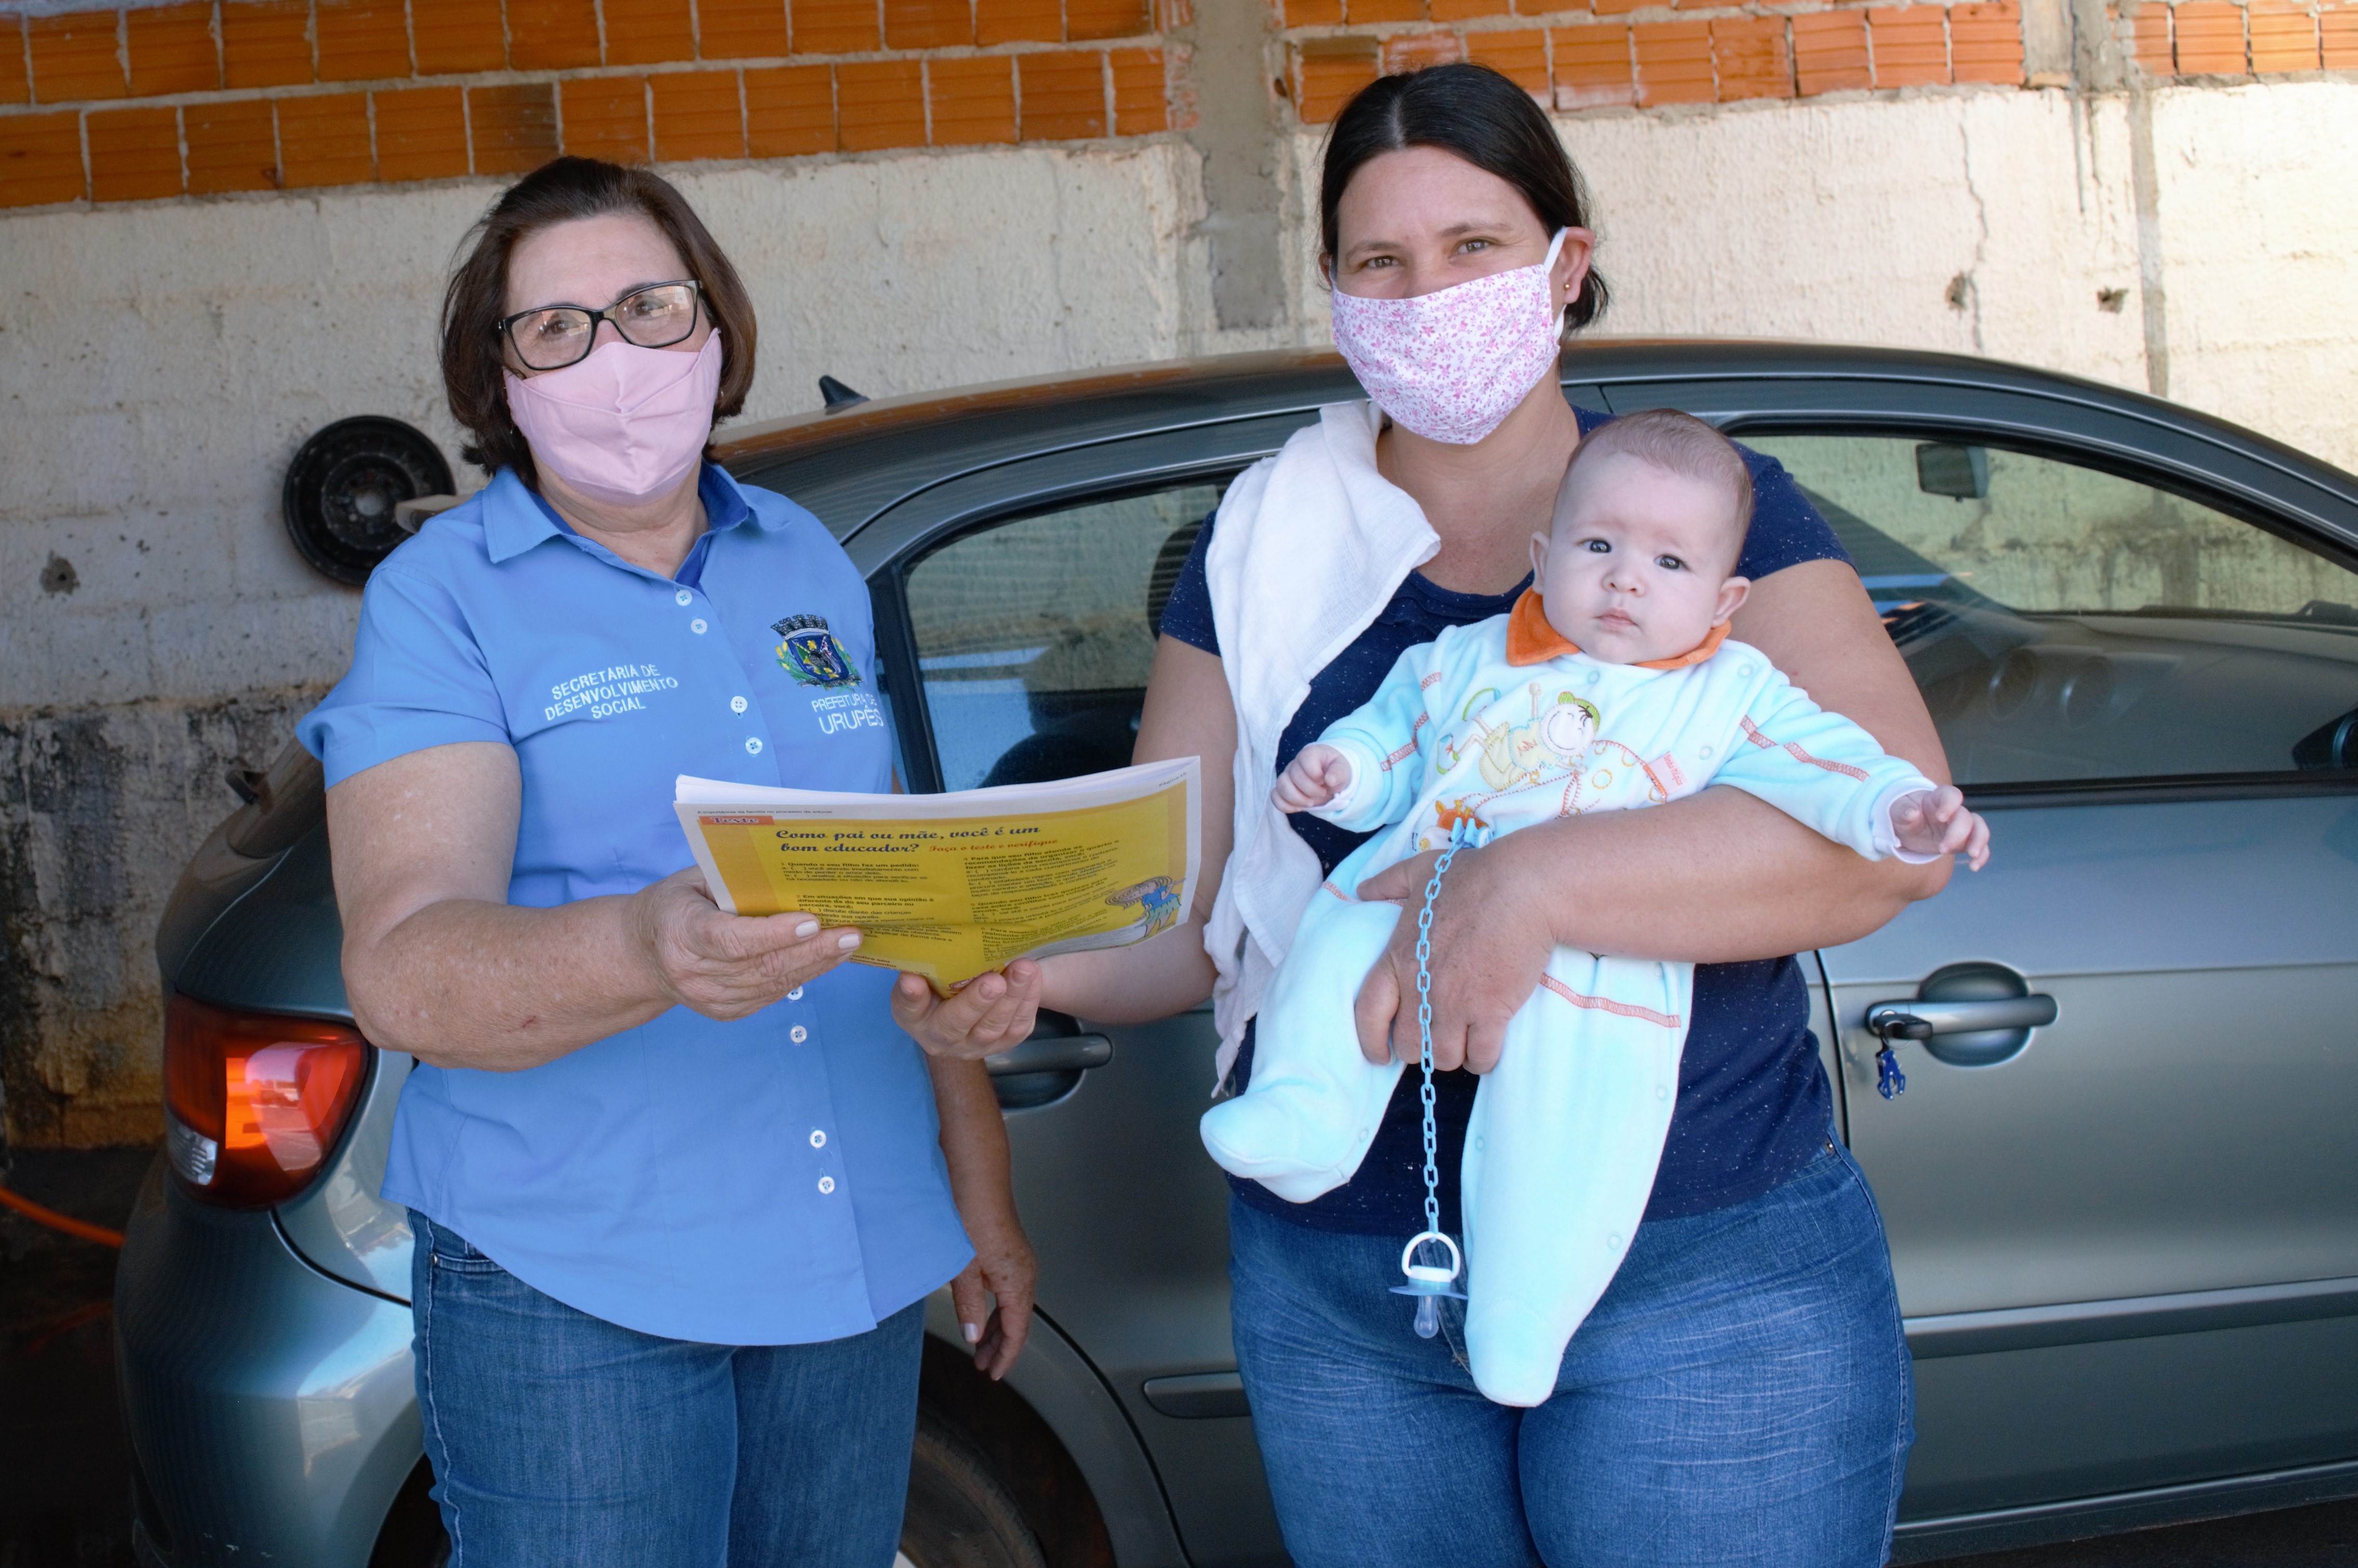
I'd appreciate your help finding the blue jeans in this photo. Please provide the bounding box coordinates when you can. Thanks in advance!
[410,1212,923,1567]
[1229,1141,1913,1568]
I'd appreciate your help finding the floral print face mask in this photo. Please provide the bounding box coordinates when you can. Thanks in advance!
[1329,229,1569,446]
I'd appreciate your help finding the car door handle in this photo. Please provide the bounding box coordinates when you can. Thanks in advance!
[984,1034,1113,1076]
[1141,1371,1250,1419]
[1865,995,2057,1038]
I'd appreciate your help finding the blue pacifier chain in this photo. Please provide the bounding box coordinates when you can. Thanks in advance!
[1390,820,1473,1338]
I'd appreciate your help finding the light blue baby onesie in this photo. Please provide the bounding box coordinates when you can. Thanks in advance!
[1198,596,1936,1406]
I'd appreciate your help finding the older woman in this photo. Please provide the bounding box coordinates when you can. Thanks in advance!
[918,63,1946,1567]
[300,157,1039,1565]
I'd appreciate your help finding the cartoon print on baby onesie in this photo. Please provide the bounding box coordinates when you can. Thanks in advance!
[1538,695,1599,767]
[1469,690,1546,792]
[1455,688,1599,794]
[1417,798,1491,853]
[1558,737,1668,817]
[1440,689,1497,779]
[1454,684,1578,792]
[1535,694,1606,815]
[1421,687,1610,847]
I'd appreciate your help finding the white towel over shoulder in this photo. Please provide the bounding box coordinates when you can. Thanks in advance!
[1201,402,1441,1087]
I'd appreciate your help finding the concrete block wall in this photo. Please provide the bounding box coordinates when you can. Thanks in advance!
[1,0,2354,1149]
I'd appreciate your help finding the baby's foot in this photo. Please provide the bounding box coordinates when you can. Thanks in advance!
[1198,1093,1369,1204]
[1463,1298,1568,1408]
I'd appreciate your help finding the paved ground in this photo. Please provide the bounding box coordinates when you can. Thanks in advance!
[1,1147,151,1568]
[3,1145,2354,1568]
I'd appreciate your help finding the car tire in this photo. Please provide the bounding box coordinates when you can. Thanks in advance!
[900,1412,1048,1568]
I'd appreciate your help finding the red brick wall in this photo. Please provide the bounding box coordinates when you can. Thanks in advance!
[2116,0,2358,71]
[1,0,1180,206]
[5,0,2356,208]
[1279,0,2358,120]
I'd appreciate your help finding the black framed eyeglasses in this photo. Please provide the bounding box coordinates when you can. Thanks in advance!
[497,280,703,371]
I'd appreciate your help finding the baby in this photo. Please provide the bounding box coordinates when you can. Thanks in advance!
[1199,409,1988,1407]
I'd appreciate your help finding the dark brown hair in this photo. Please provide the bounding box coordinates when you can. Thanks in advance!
[440,156,757,486]
[1319,62,1610,335]
[1559,409,1755,561]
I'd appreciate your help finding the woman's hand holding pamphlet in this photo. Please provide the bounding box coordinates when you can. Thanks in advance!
[676,759,1200,994]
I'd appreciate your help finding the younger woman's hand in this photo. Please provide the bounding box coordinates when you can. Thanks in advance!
[891,959,1044,1059]
[1349,839,1556,1074]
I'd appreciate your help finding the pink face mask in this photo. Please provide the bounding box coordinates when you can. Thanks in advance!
[504,330,724,506]
[1330,230,1570,446]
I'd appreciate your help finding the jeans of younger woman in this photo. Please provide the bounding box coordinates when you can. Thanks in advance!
[1229,1141,1913,1568]
[409,1212,924,1568]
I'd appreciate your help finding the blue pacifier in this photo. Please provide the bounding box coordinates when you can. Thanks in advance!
[1391,1230,1468,1339]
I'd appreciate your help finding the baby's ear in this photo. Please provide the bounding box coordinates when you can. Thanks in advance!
[1714,576,1751,625]
[1529,530,1550,581]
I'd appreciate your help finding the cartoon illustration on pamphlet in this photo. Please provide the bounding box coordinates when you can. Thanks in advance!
[1106,876,1182,940]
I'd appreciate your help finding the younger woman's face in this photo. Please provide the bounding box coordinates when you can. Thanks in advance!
[1329,146,1592,306]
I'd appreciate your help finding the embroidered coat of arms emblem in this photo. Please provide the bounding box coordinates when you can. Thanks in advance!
[771,614,862,688]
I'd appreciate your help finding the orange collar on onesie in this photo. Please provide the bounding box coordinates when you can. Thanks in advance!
[1505,588,1732,671]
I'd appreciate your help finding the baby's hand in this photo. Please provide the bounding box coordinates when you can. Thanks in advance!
[1892,785,1991,871]
[1274,744,1353,814]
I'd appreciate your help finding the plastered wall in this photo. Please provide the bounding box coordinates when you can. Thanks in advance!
[2,0,2354,1148]
[2143,82,2358,475]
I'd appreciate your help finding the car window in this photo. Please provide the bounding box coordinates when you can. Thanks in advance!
[1741,434,2358,786]
[902,482,1226,791]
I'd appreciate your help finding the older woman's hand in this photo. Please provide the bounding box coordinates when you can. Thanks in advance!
[889,960,1044,1059]
[632,867,865,1021]
[948,1207,1037,1380]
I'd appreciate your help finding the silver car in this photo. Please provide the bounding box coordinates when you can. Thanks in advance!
[120,342,2358,1567]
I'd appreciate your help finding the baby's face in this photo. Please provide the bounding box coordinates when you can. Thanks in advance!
[1533,454,1749,665]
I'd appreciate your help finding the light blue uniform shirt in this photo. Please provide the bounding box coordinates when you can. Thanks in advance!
[299,465,972,1346]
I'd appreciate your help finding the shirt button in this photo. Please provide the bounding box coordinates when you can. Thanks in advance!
[818,1176,836,1194]
[691,618,708,635]
[745,737,763,755]
[809,1129,827,1149]
[674,588,693,607]
[730,696,748,714]
[786,986,803,1002]
[791,1025,808,1043]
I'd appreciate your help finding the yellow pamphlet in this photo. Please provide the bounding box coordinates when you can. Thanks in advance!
[675,759,1200,993]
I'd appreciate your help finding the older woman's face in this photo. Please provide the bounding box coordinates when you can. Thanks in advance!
[503,212,715,375]
[1330,146,1591,307]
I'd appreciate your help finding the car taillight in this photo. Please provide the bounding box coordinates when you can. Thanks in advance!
[163,994,368,1208]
